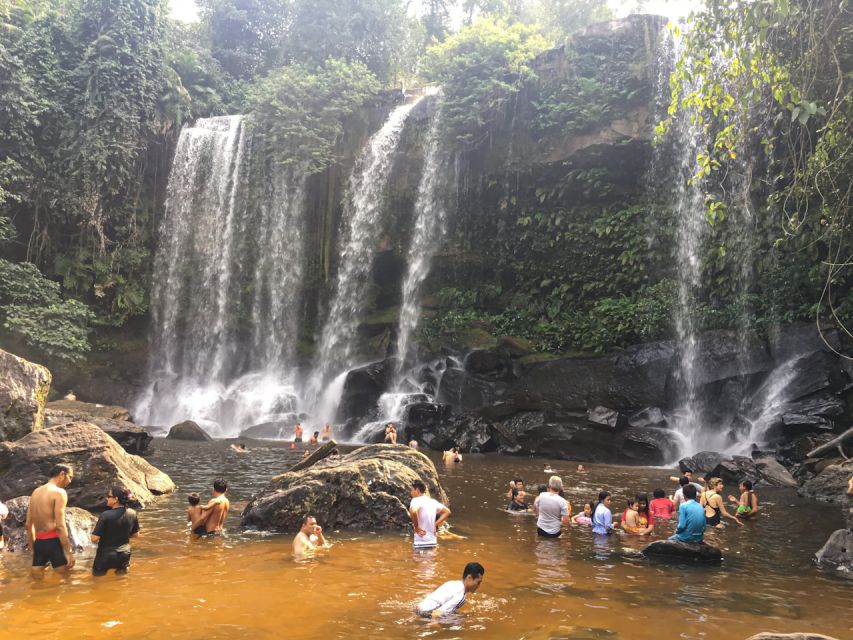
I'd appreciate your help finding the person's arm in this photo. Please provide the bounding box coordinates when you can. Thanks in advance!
[130,515,140,539]
[25,499,35,550]
[669,476,680,483]
[532,495,540,516]
[435,506,451,529]
[604,508,613,530]
[560,501,571,526]
[716,496,742,525]
[55,492,75,567]
[200,497,219,511]
[727,494,740,505]
[674,507,686,536]
[314,526,327,547]
[409,505,425,537]
[572,512,583,523]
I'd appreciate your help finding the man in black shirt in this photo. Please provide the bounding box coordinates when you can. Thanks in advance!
[91,486,140,576]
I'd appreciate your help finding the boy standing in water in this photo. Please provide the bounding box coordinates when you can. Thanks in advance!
[186,493,208,536]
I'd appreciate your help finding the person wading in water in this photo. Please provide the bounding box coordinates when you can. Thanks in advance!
[91,486,140,576]
[26,464,76,574]
[292,515,328,557]
[198,479,230,536]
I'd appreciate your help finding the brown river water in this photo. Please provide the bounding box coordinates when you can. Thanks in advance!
[1,439,851,640]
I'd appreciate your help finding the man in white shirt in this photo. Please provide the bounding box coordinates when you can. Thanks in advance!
[416,562,485,618]
[409,480,451,548]
[533,475,571,537]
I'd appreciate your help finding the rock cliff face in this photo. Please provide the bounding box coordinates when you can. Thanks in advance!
[0,495,96,555]
[0,348,51,442]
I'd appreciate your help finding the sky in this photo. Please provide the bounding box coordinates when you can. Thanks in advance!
[168,0,701,24]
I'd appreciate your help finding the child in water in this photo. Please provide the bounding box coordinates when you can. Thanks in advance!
[186,493,208,536]
[572,501,594,525]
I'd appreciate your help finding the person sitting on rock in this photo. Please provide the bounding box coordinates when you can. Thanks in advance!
[91,486,141,576]
[320,424,333,442]
[408,439,418,449]
[186,493,209,536]
[63,390,76,401]
[649,488,675,520]
[621,496,655,535]
[309,431,319,445]
[671,484,706,543]
[728,480,759,519]
[293,515,327,557]
[701,477,742,528]
[384,423,398,444]
[415,562,484,618]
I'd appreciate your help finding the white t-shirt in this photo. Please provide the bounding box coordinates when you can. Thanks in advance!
[534,492,569,534]
[410,495,446,547]
[673,483,704,511]
[416,580,466,616]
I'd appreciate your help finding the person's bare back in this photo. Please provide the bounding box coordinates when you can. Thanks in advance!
[205,495,230,533]
[27,465,76,572]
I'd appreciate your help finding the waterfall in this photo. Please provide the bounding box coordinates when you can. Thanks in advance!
[136,115,306,433]
[395,102,449,377]
[305,98,423,412]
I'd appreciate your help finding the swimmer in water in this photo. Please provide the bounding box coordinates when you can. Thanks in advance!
[416,562,484,618]
[309,431,319,445]
[230,443,248,453]
[727,479,759,519]
[543,464,555,474]
[293,514,327,556]
[442,447,462,463]
[186,493,209,536]
[577,465,585,474]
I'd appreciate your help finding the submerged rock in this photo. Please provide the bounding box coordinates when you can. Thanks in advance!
[642,539,722,564]
[0,348,51,442]
[0,421,175,510]
[813,529,853,578]
[0,495,96,554]
[242,444,447,532]
[167,420,212,441]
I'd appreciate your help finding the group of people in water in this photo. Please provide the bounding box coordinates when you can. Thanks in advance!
[504,467,762,543]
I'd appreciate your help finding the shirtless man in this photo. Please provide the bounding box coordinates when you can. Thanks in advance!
[198,479,230,536]
[320,424,333,442]
[26,464,76,574]
[292,515,327,556]
[293,423,304,444]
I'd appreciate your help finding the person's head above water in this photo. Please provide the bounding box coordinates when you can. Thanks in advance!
[462,562,485,593]
[683,483,698,501]
[740,479,754,492]
[636,493,649,512]
[213,479,227,494]
[683,469,694,480]
[583,501,594,515]
[653,488,666,499]
[411,479,426,496]
[188,493,200,506]
[596,490,612,507]
[49,463,74,487]
[679,475,690,487]
[548,475,563,493]
[300,514,320,535]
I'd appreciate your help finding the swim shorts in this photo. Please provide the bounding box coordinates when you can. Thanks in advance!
[33,537,68,568]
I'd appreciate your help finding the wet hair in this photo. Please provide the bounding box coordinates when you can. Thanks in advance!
[537,484,547,495]
[635,493,650,517]
[213,479,227,493]
[411,480,426,493]
[683,483,698,500]
[111,485,142,509]
[653,488,665,499]
[678,475,690,487]
[313,431,319,437]
[741,479,753,491]
[513,478,523,484]
[548,475,563,491]
[584,500,595,512]
[49,464,71,478]
[302,514,316,526]
[595,490,611,511]
[682,468,693,475]
[708,476,723,489]
[187,493,200,506]
[463,562,485,580]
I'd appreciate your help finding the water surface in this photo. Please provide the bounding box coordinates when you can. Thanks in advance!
[1,440,850,639]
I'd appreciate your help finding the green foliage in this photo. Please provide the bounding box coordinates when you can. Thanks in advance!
[246,58,380,173]
[422,17,548,147]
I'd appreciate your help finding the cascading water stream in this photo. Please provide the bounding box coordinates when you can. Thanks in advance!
[136,116,306,433]
[305,98,423,417]
[394,100,449,379]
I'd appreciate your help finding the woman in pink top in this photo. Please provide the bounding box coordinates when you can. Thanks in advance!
[649,488,675,519]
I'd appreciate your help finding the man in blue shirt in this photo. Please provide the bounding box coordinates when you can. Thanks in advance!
[671,484,705,543]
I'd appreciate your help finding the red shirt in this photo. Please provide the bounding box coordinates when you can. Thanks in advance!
[649,497,675,519]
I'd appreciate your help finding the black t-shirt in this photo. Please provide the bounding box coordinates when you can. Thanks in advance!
[93,507,140,549]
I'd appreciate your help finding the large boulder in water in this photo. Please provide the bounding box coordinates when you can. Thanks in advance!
[0,495,96,555]
[45,400,151,454]
[338,358,397,421]
[679,451,727,475]
[0,348,51,442]
[167,420,212,441]
[241,444,447,532]
[642,539,722,564]
[0,421,175,510]
[798,460,853,503]
[813,529,853,578]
